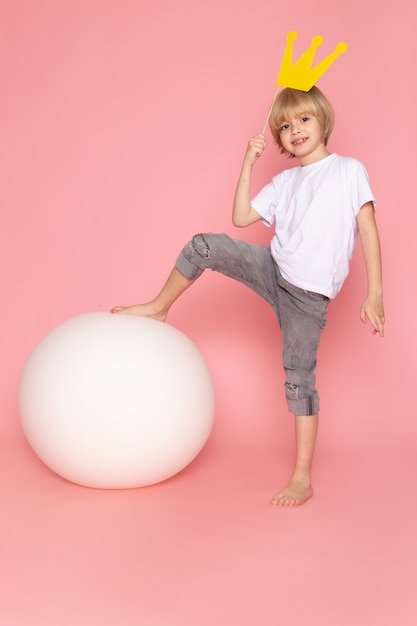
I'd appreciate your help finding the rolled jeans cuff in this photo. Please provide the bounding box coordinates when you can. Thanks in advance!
[175,252,204,280]
[285,385,320,416]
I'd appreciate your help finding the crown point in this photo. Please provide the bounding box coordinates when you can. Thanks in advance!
[312,36,323,47]
[287,31,298,41]
[336,42,348,54]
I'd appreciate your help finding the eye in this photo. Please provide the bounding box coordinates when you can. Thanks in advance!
[301,116,310,123]
[280,123,290,131]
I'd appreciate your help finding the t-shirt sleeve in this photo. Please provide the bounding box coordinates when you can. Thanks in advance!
[250,175,280,227]
[351,159,376,215]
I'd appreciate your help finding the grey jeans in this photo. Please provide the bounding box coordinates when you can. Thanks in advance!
[176,233,329,416]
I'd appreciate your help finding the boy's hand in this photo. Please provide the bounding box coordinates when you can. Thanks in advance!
[244,133,266,166]
[360,295,385,337]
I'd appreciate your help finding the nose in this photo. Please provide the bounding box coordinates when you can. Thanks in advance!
[291,122,301,135]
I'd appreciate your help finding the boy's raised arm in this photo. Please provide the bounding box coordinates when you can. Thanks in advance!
[232,133,266,227]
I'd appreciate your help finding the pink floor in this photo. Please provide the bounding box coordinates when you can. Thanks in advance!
[2,426,416,625]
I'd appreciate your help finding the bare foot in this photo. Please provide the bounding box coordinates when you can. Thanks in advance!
[270,481,313,507]
[111,303,167,322]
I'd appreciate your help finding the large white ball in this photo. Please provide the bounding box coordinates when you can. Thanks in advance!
[18,312,215,488]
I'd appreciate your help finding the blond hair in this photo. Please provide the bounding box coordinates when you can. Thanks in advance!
[269,86,334,157]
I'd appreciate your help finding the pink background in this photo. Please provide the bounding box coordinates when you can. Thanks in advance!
[1,1,416,624]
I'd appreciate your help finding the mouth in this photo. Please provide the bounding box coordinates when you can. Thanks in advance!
[292,137,308,146]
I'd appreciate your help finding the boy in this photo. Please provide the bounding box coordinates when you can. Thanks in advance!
[112,86,384,506]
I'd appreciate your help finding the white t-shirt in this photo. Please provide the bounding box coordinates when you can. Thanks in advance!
[251,153,376,299]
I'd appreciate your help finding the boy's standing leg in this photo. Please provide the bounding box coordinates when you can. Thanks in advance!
[270,413,318,506]
[270,277,328,506]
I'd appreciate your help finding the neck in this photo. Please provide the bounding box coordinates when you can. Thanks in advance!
[299,147,331,167]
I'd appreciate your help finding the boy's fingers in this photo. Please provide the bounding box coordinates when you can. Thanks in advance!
[372,316,384,337]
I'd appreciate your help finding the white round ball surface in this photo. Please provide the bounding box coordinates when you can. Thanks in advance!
[18,312,215,488]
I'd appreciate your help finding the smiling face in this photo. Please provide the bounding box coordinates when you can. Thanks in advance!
[279,114,329,166]
[269,87,335,165]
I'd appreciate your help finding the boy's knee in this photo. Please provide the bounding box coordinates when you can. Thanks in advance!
[190,234,211,260]
[175,234,211,280]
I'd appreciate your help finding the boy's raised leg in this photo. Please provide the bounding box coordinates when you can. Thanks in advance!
[111,267,194,322]
[271,413,318,506]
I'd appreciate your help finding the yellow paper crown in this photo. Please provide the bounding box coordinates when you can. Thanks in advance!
[277,31,348,91]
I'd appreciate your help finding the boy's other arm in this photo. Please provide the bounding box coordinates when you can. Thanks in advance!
[356,201,385,337]
[232,133,265,227]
